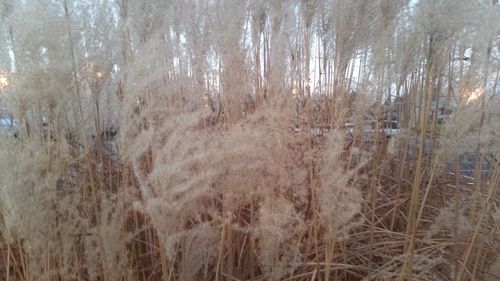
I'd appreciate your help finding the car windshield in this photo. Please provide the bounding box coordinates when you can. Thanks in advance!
[384,121,398,129]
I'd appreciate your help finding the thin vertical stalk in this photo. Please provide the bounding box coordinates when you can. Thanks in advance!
[400,34,434,280]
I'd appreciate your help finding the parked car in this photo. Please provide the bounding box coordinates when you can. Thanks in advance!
[345,120,402,140]
[0,116,17,137]
[382,121,402,138]
[91,127,119,161]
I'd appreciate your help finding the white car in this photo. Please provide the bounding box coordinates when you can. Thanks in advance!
[0,117,17,136]
[345,121,402,140]
[382,121,402,138]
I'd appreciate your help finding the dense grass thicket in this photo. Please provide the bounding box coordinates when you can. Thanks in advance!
[0,0,499,280]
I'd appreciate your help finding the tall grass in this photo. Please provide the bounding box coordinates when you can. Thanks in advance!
[0,0,499,280]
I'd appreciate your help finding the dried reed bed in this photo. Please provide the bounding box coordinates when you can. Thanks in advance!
[1,90,498,281]
[0,0,499,280]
